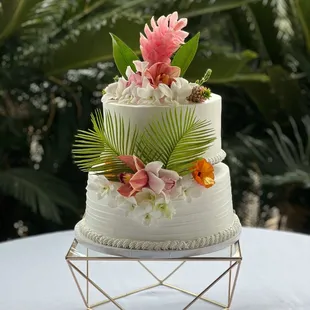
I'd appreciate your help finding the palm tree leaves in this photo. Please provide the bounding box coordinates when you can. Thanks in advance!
[0,168,77,223]
[137,108,215,175]
[73,107,215,178]
[239,116,310,186]
[0,0,43,44]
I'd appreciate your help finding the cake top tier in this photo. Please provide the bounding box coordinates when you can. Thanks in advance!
[102,12,212,107]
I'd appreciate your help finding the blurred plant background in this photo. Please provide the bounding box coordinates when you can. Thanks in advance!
[1,0,310,241]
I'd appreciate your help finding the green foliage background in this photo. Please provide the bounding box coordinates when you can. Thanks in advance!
[1,0,310,240]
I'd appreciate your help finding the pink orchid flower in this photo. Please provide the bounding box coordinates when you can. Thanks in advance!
[117,155,180,197]
[140,12,188,66]
[126,61,150,87]
[145,62,180,88]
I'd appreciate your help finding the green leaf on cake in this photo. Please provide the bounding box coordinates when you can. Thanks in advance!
[110,33,139,77]
[171,32,200,76]
[72,109,139,180]
[136,108,215,175]
[72,109,105,172]
[95,110,140,179]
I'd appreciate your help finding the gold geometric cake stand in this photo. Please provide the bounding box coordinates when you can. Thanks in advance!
[66,239,242,309]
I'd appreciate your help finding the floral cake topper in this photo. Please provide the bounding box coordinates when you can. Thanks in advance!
[73,13,216,226]
[103,12,212,106]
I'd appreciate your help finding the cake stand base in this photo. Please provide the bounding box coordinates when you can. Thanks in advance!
[65,239,242,309]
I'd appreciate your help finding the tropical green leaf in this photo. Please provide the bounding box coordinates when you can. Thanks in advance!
[236,65,305,122]
[72,109,139,180]
[72,109,106,172]
[137,108,215,175]
[172,32,200,76]
[239,116,310,186]
[0,0,43,44]
[185,50,258,83]
[249,1,285,64]
[104,109,140,157]
[110,33,139,77]
[0,168,77,223]
[229,7,261,53]
[43,19,141,76]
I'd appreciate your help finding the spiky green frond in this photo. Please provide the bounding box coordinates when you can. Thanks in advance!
[239,116,310,186]
[92,110,140,180]
[72,109,105,172]
[137,108,216,175]
[72,109,139,180]
[103,109,140,157]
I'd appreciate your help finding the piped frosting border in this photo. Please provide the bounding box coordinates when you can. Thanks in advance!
[75,213,241,251]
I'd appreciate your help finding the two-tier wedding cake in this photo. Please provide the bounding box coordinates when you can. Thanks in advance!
[73,12,241,255]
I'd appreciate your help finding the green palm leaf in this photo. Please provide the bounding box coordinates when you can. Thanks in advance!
[91,110,140,179]
[0,168,77,223]
[72,109,139,180]
[72,109,105,172]
[137,108,215,175]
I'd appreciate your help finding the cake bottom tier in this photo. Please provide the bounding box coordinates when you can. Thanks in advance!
[76,163,241,251]
[75,214,241,251]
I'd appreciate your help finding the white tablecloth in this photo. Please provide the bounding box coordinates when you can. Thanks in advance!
[0,227,309,310]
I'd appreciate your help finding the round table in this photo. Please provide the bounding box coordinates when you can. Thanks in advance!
[0,227,309,309]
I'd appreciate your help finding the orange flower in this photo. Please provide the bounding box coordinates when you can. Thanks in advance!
[192,159,215,188]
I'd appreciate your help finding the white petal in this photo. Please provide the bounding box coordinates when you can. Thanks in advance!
[155,197,166,204]
[105,82,118,95]
[158,83,173,98]
[138,200,152,208]
[153,87,165,100]
[151,210,162,219]
[133,60,149,73]
[145,161,163,175]
[159,168,180,180]
[148,172,165,194]
[141,76,150,88]
[180,174,194,187]
[137,85,153,98]
[96,174,109,183]
[126,66,135,78]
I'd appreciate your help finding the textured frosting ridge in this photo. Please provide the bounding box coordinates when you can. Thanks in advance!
[75,214,241,251]
[83,163,238,243]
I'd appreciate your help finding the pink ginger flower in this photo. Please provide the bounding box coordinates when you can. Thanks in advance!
[140,12,188,66]
[117,155,180,197]
[145,62,180,87]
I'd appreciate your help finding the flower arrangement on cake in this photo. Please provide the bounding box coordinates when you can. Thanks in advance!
[73,12,217,226]
[103,12,212,106]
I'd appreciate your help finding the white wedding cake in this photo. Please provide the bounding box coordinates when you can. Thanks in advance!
[74,12,241,254]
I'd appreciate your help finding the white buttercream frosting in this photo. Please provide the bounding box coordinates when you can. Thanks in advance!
[82,163,239,247]
[75,214,241,251]
[103,93,223,163]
